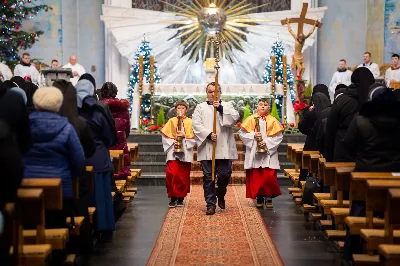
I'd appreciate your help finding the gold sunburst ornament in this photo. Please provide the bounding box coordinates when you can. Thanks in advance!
[161,0,270,63]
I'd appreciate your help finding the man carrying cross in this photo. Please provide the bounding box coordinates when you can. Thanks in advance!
[281,3,322,79]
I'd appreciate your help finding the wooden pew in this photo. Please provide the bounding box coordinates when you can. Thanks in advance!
[330,167,354,230]
[354,187,400,265]
[302,151,320,171]
[20,179,70,249]
[0,203,21,265]
[110,150,124,175]
[320,163,354,240]
[379,244,400,266]
[17,189,52,266]
[359,180,400,254]
[127,143,139,162]
[345,173,400,236]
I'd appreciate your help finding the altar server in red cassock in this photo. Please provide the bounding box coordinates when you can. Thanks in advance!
[160,100,195,208]
[239,98,284,208]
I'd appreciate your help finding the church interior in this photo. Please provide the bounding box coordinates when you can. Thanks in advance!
[0,0,399,266]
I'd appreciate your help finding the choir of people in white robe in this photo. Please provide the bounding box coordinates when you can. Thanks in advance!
[239,98,284,208]
[329,59,352,102]
[385,54,400,88]
[357,52,380,79]
[62,55,86,85]
[13,52,40,85]
[160,100,196,208]
[0,61,12,81]
[192,82,239,215]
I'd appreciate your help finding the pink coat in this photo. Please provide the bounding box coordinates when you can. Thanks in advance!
[101,98,131,177]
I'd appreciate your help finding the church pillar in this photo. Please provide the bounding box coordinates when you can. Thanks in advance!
[104,0,131,98]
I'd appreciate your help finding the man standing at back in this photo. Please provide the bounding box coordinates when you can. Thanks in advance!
[14,53,40,84]
[192,82,239,215]
[329,59,352,102]
[357,52,380,79]
[63,55,86,85]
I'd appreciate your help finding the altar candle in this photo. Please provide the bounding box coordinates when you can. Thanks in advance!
[271,56,276,86]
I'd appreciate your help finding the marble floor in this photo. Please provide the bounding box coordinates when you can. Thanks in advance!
[85,185,343,266]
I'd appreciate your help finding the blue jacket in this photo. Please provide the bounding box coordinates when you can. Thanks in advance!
[23,111,85,198]
[78,96,117,172]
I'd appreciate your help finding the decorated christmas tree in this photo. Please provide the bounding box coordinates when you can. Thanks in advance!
[127,35,161,117]
[0,0,51,67]
[262,35,295,121]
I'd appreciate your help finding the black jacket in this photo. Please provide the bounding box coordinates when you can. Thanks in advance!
[343,100,400,172]
[316,106,332,157]
[325,85,360,162]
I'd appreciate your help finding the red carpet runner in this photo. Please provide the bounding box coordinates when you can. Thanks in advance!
[147,185,284,266]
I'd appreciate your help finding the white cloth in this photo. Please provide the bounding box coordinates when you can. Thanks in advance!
[385,67,400,88]
[238,120,283,170]
[0,62,12,81]
[62,63,86,85]
[328,70,352,101]
[13,64,40,84]
[162,134,196,163]
[357,62,380,79]
[192,101,239,161]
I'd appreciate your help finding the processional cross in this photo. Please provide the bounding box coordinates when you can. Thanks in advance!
[281,3,322,79]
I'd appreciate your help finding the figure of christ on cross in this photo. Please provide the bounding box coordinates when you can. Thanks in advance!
[281,3,322,79]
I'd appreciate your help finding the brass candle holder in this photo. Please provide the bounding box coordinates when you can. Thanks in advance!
[255,117,267,153]
[174,110,184,153]
[150,56,155,125]
[138,56,144,125]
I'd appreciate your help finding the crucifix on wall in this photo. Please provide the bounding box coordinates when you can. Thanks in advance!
[281,3,322,79]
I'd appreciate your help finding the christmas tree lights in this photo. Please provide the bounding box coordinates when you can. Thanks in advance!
[263,34,295,120]
[127,36,161,117]
[0,0,51,67]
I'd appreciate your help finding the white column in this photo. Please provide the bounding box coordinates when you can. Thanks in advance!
[104,0,131,99]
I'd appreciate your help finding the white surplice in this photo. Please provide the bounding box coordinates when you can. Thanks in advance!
[192,101,239,161]
[0,62,12,81]
[328,70,352,101]
[62,63,86,85]
[385,67,400,88]
[357,62,380,79]
[162,134,196,163]
[238,120,283,170]
[13,64,40,84]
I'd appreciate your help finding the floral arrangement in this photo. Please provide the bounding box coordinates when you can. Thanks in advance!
[282,122,300,134]
[139,118,164,133]
[293,100,307,113]
[232,121,242,133]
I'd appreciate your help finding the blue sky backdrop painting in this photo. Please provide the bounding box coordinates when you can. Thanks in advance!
[384,0,400,62]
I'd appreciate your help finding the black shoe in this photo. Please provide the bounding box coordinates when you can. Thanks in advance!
[176,198,184,207]
[218,198,225,209]
[206,207,216,215]
[169,198,177,208]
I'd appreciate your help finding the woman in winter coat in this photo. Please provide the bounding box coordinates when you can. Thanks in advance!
[100,82,131,178]
[76,79,118,232]
[53,79,96,254]
[297,84,330,183]
[23,87,85,230]
[343,84,400,261]
[325,67,375,162]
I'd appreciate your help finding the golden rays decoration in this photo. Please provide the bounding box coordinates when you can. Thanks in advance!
[160,0,271,63]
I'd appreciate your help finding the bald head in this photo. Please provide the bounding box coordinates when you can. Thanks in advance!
[69,55,77,65]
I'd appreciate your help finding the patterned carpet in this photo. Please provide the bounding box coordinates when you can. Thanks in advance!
[147,185,283,266]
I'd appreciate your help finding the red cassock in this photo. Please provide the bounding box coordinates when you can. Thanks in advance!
[245,167,281,199]
[166,160,191,198]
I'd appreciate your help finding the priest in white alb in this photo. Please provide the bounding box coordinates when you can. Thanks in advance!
[192,82,239,215]
[239,98,283,208]
[63,55,86,85]
[385,54,400,89]
[329,59,352,102]
[13,52,40,84]
[357,52,380,79]
[160,100,196,208]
